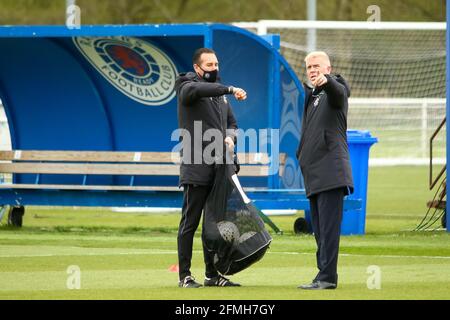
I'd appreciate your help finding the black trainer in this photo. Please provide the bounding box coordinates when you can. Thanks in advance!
[179,276,202,288]
[204,275,241,287]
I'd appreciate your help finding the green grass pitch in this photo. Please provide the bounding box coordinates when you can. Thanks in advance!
[0,166,449,300]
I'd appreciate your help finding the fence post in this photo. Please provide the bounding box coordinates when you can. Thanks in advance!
[421,100,428,159]
[257,21,268,35]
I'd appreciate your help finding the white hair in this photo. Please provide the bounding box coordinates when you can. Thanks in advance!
[304,51,331,66]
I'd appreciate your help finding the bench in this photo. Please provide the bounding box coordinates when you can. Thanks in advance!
[0,150,362,233]
[0,150,281,230]
[0,150,281,189]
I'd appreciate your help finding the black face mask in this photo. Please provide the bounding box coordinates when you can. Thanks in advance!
[199,67,218,83]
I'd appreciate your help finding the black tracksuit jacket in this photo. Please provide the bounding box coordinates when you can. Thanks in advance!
[175,72,238,186]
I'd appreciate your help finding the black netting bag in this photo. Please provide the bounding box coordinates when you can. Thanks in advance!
[203,163,272,276]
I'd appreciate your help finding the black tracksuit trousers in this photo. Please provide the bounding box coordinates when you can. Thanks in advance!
[177,184,218,281]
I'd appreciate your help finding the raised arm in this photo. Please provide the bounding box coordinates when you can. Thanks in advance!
[322,74,348,109]
[179,82,233,105]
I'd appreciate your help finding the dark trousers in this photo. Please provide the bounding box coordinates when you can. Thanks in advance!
[177,184,218,281]
[309,187,345,285]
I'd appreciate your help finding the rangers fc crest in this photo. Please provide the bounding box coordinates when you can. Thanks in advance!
[73,36,177,106]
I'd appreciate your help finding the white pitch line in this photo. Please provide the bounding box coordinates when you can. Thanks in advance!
[1,249,449,260]
[0,250,177,258]
[271,251,450,260]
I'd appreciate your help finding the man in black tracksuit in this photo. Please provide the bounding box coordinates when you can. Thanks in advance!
[175,48,247,288]
[296,51,353,290]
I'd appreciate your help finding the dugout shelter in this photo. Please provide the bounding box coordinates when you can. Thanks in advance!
[0,23,369,234]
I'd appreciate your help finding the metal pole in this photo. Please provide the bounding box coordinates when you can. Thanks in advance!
[421,101,428,159]
[66,0,77,21]
[307,0,317,52]
[446,0,449,232]
[66,0,80,29]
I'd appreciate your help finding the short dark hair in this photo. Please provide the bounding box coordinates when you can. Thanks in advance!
[192,48,216,65]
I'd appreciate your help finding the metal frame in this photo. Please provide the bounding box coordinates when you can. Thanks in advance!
[0,188,361,211]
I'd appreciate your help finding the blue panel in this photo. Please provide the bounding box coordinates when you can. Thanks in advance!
[0,189,183,207]
[0,38,112,150]
[0,24,211,38]
[0,188,361,211]
[212,29,270,135]
[0,37,114,185]
[279,58,305,189]
[212,28,277,189]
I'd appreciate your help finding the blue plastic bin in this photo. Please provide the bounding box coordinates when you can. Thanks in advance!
[343,130,378,235]
[303,130,377,235]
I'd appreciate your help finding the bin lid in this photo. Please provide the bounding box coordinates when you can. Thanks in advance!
[347,129,378,144]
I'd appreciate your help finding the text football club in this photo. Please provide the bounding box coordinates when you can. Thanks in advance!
[73,36,177,106]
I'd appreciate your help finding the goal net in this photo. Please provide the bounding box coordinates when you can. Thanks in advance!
[234,20,446,165]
